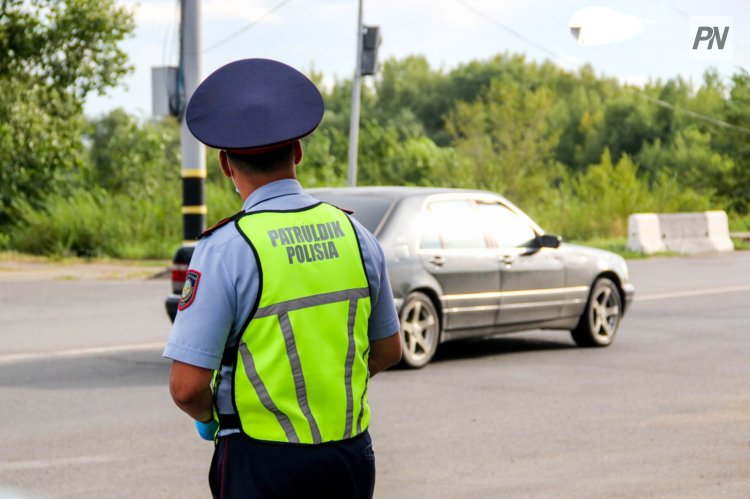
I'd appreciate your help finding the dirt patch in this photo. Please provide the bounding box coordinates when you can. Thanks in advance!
[0,258,170,282]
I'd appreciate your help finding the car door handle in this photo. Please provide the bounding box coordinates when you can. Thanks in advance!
[499,254,515,265]
[430,255,446,266]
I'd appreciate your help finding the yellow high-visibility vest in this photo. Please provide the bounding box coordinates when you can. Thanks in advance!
[231,202,372,444]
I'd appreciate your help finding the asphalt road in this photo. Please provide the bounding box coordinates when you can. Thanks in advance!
[0,252,748,498]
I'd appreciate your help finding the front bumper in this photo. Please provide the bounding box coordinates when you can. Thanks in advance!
[622,283,635,314]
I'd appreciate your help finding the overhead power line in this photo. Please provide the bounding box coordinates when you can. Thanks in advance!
[161,0,181,65]
[203,0,295,53]
[453,0,574,65]
[639,94,750,135]
[451,0,750,136]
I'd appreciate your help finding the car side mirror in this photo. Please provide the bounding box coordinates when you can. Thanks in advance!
[538,234,562,249]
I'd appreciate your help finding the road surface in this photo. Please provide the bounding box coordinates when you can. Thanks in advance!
[0,253,748,498]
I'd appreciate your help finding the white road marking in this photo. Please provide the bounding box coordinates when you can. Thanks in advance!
[1,285,746,364]
[0,455,118,472]
[636,284,750,302]
[0,342,165,365]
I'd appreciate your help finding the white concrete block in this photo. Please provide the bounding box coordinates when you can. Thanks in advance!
[705,210,735,252]
[627,213,666,254]
[658,212,714,254]
[627,210,734,255]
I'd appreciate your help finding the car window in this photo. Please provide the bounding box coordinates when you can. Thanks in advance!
[422,199,487,250]
[478,202,537,248]
[419,224,441,250]
[307,193,393,234]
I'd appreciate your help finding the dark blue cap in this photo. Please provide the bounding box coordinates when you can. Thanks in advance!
[186,59,325,153]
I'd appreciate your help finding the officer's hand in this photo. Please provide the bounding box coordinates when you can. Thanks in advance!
[195,419,219,441]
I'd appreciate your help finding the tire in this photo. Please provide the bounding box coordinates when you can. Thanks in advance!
[398,292,440,368]
[571,277,622,347]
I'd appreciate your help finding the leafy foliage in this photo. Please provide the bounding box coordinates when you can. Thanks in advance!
[0,0,134,223]
[443,80,561,205]
[0,79,85,221]
[3,34,750,256]
[84,110,180,199]
[0,0,134,98]
[10,186,180,259]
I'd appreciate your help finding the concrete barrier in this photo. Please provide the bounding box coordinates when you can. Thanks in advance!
[627,213,666,254]
[627,211,734,254]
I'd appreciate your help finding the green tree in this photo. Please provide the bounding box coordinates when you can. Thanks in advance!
[0,79,85,222]
[357,120,454,186]
[637,126,733,199]
[0,0,134,222]
[715,71,750,214]
[85,109,180,199]
[444,80,561,206]
[373,56,448,142]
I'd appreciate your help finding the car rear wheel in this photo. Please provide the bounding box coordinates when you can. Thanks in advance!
[571,277,621,347]
[399,292,440,368]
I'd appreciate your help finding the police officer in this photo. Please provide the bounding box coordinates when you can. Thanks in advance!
[163,58,402,498]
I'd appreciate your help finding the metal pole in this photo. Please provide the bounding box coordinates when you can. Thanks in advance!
[180,0,206,242]
[346,0,363,187]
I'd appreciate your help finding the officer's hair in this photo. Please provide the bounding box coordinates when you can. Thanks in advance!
[226,144,296,174]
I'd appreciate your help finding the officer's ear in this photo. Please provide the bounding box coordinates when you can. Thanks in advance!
[219,150,233,178]
[293,140,303,166]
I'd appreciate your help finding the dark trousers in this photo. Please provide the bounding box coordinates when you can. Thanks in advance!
[209,431,376,499]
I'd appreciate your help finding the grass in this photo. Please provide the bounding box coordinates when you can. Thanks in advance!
[731,237,750,251]
[1,178,743,261]
[576,237,749,258]
[568,238,679,259]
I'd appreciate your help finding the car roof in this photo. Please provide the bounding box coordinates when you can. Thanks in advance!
[307,185,543,236]
[307,186,507,202]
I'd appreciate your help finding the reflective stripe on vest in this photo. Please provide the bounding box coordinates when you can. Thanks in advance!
[232,203,372,444]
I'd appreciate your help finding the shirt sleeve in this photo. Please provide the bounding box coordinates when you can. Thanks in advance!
[163,238,236,370]
[353,220,400,341]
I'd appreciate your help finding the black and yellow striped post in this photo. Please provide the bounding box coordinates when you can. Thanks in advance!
[181,167,206,244]
[179,0,205,242]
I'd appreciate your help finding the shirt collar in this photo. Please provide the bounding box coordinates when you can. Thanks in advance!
[241,178,304,212]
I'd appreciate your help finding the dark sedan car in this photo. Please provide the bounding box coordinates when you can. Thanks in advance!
[166,187,634,368]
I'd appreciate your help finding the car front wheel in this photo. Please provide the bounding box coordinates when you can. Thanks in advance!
[399,292,440,368]
[571,277,622,347]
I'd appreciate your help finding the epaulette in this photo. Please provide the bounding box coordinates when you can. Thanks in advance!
[198,211,244,240]
[333,205,354,215]
[321,201,354,215]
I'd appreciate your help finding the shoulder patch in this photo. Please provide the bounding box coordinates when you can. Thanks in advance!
[178,270,201,311]
[198,211,244,239]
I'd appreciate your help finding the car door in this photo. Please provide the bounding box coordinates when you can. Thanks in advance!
[418,198,501,332]
[477,201,566,326]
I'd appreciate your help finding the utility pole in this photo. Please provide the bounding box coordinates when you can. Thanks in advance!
[346,0,364,187]
[179,0,206,243]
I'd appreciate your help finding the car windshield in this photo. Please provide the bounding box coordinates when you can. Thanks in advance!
[310,192,394,234]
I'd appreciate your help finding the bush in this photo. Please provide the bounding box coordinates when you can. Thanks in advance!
[10,186,180,259]
[206,181,243,225]
[539,149,713,240]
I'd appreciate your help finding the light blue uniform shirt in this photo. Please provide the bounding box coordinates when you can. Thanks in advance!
[163,179,400,372]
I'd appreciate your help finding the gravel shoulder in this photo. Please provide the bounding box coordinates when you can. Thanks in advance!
[0,254,169,281]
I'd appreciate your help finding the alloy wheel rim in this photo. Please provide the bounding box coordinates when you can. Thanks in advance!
[401,299,437,361]
[591,285,620,339]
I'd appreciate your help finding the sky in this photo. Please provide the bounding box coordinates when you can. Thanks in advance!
[84,0,750,118]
